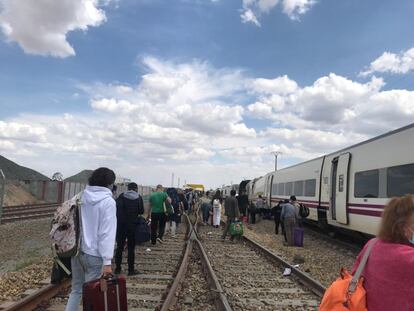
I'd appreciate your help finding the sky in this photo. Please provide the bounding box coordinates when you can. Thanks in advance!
[0,0,414,189]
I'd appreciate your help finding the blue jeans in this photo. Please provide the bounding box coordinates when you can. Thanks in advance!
[65,252,103,311]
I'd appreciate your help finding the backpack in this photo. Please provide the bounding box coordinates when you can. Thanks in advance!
[299,203,310,218]
[318,239,377,311]
[49,192,83,276]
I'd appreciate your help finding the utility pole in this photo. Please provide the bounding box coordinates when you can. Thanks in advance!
[178,177,180,188]
[270,151,282,171]
[171,173,174,187]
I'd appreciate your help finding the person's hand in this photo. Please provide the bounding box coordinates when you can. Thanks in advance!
[103,265,112,276]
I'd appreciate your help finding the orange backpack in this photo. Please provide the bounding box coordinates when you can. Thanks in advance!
[319,239,377,311]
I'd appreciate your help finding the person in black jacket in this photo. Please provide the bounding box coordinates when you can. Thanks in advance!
[114,182,144,276]
[272,200,285,236]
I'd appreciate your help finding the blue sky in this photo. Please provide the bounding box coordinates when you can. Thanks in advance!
[0,0,414,188]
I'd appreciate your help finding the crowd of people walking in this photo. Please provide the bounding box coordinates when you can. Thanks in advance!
[62,167,414,311]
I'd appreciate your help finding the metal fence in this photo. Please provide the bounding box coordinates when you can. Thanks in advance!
[4,179,153,206]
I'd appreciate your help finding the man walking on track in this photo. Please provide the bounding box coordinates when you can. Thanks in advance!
[65,167,117,311]
[221,189,240,241]
[148,184,171,245]
[114,182,144,276]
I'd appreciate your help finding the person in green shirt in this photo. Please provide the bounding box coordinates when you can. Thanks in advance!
[148,184,171,244]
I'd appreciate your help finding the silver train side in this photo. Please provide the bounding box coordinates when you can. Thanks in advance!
[222,123,414,236]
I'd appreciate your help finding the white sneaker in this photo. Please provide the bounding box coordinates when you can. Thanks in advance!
[146,248,151,252]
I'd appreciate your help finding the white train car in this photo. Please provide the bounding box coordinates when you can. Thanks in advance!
[221,184,239,198]
[265,157,324,222]
[257,123,414,236]
[247,176,266,205]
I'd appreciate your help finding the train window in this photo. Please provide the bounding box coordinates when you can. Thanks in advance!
[387,163,414,197]
[277,183,285,195]
[354,169,379,198]
[286,182,293,195]
[305,179,316,196]
[294,181,304,196]
[272,183,278,195]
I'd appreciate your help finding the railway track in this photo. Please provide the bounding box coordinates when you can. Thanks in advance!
[1,203,59,224]
[1,209,327,310]
[197,223,324,310]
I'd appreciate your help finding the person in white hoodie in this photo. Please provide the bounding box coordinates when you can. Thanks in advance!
[66,167,117,311]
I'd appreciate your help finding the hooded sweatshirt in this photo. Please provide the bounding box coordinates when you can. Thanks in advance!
[116,190,144,227]
[80,185,117,265]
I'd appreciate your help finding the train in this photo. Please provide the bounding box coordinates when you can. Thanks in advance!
[226,123,414,236]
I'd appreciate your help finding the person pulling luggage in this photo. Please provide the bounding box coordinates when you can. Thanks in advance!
[114,182,144,276]
[65,167,117,311]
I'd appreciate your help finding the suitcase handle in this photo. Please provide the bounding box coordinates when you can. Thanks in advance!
[100,274,118,292]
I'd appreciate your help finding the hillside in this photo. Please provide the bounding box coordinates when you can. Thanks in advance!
[64,170,93,183]
[0,155,50,181]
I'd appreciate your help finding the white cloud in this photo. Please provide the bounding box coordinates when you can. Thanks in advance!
[240,0,316,25]
[250,75,298,95]
[361,48,414,76]
[247,101,273,119]
[90,98,138,113]
[0,121,46,142]
[0,0,108,57]
[282,0,316,20]
[2,57,414,188]
[240,8,261,26]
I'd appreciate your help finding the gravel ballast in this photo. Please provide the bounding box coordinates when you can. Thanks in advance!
[244,220,360,287]
[0,218,53,301]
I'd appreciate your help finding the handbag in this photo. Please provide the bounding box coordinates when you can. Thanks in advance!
[134,216,151,245]
[318,239,377,311]
[230,220,244,236]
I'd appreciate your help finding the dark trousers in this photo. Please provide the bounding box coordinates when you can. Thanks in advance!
[249,211,256,224]
[151,213,166,244]
[222,216,235,240]
[115,225,136,272]
[202,208,210,223]
[274,213,284,235]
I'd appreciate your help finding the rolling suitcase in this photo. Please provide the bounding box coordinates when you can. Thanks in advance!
[83,275,128,311]
[293,227,304,247]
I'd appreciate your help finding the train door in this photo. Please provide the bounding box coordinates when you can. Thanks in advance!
[268,175,274,207]
[330,153,351,224]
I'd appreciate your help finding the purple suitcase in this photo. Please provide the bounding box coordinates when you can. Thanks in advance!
[293,227,304,247]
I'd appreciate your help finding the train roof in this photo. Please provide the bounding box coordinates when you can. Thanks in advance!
[274,122,414,173]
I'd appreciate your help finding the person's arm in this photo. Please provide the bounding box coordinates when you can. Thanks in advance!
[138,196,144,215]
[98,198,117,275]
[147,195,152,219]
[280,205,285,221]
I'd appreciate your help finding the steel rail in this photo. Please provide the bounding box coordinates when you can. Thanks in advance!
[242,235,326,297]
[160,213,194,310]
[4,203,60,210]
[193,238,233,311]
[1,279,71,311]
